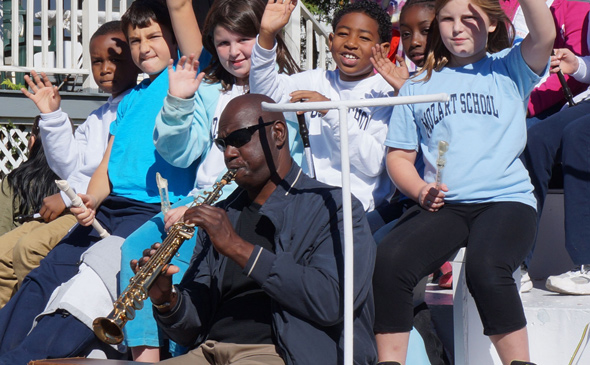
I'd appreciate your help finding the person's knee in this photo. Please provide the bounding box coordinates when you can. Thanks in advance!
[464,259,510,294]
[375,244,423,292]
[563,119,590,145]
[12,238,43,283]
[13,238,32,265]
[525,125,550,155]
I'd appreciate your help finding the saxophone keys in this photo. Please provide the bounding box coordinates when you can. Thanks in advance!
[125,305,136,320]
[133,291,145,310]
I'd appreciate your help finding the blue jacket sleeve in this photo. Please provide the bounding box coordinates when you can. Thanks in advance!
[153,83,220,168]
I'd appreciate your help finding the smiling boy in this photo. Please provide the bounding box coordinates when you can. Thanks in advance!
[96,0,197,208]
[251,0,395,221]
[0,1,201,363]
[0,21,139,308]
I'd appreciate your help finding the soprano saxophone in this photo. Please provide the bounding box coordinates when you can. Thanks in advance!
[93,169,237,345]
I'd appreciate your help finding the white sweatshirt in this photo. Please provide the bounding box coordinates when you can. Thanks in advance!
[39,91,130,206]
[250,39,395,211]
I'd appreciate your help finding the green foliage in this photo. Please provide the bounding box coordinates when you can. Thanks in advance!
[303,0,349,21]
[1,78,25,91]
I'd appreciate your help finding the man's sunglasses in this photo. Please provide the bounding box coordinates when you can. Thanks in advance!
[214,121,277,152]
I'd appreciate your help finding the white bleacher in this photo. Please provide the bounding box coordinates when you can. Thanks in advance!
[433,191,590,364]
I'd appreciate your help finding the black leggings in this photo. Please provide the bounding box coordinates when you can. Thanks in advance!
[373,202,536,336]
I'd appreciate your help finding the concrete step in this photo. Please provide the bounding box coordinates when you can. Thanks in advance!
[522,280,590,364]
[425,280,590,364]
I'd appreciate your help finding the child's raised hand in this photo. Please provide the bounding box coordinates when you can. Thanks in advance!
[259,0,297,49]
[551,48,578,76]
[21,71,61,114]
[371,44,409,93]
[418,182,447,212]
[289,90,330,115]
[168,54,205,99]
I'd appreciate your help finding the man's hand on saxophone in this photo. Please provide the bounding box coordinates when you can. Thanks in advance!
[130,200,256,314]
[184,204,255,269]
[130,243,180,313]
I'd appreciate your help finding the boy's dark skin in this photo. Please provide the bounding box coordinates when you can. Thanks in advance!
[75,19,180,225]
[259,0,391,108]
[0,28,138,364]
[133,93,378,364]
[20,30,138,222]
[134,93,292,310]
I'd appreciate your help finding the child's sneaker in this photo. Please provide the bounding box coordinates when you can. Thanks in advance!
[520,265,533,293]
[545,265,590,295]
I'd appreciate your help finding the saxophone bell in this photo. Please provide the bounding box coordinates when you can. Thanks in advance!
[92,169,237,345]
[93,317,125,345]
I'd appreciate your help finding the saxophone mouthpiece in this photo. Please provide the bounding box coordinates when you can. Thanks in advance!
[222,169,238,184]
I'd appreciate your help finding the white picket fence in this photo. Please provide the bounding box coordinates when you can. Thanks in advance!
[1,0,128,90]
[0,124,29,177]
[0,0,331,176]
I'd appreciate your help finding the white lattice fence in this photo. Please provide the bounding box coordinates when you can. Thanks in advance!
[0,125,31,178]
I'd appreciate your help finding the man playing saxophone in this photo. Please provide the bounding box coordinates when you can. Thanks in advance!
[133,94,378,364]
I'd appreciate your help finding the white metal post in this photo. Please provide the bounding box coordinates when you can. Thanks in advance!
[11,0,19,66]
[82,0,99,90]
[26,0,34,67]
[71,0,79,70]
[262,93,449,365]
[284,1,301,67]
[41,0,48,68]
[56,0,64,69]
[338,105,355,364]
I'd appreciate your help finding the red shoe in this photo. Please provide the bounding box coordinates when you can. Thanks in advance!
[438,262,453,289]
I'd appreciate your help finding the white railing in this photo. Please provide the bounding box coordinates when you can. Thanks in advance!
[262,93,450,365]
[1,0,329,91]
[285,1,333,71]
[0,0,330,172]
[1,0,127,90]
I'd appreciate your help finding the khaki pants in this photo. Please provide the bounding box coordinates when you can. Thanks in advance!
[158,341,285,365]
[0,214,77,307]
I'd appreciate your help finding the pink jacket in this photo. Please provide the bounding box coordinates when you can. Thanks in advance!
[503,0,590,117]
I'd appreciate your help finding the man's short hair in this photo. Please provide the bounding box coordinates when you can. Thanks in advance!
[121,0,174,41]
[332,0,392,44]
[90,20,123,43]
